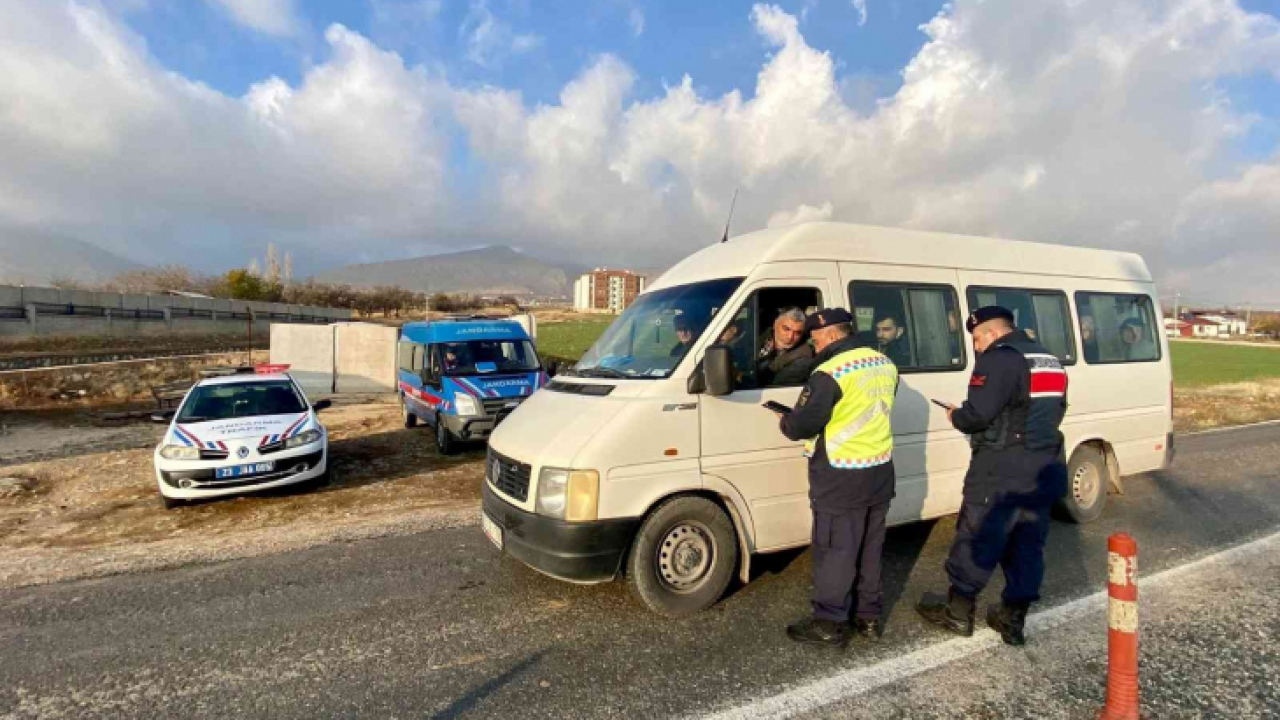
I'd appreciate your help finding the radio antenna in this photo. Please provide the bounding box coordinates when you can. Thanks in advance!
[720,187,739,243]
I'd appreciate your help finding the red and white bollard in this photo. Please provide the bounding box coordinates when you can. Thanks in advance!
[1099,532,1141,720]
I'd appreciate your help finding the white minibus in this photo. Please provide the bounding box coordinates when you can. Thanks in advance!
[481,222,1173,617]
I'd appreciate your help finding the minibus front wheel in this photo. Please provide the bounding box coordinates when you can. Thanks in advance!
[626,495,738,618]
[1055,444,1109,524]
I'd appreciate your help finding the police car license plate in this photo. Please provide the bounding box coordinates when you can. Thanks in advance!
[217,462,274,479]
[481,512,503,550]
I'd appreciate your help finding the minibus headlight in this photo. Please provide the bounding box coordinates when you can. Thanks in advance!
[535,468,600,522]
[454,395,480,416]
[159,444,200,460]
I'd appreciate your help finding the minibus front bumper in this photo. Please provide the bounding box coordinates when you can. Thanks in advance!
[482,483,639,584]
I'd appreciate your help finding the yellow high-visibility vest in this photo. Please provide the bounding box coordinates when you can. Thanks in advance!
[804,347,898,468]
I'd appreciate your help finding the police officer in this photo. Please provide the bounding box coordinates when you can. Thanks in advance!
[774,308,899,647]
[916,306,1069,646]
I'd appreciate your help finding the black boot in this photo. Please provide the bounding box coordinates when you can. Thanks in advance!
[986,602,1029,646]
[786,617,848,647]
[916,589,975,637]
[849,618,882,643]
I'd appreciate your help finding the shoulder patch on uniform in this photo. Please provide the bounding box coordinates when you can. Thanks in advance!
[969,373,987,387]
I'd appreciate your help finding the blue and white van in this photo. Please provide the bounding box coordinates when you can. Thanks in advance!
[397,316,549,454]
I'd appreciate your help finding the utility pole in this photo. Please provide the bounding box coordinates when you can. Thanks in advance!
[1245,302,1253,337]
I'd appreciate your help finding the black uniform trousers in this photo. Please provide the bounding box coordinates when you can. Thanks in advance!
[811,501,890,622]
[945,497,1051,605]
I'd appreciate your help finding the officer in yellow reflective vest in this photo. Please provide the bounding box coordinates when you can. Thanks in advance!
[773,308,899,648]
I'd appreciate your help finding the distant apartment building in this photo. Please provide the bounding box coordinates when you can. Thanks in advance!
[573,269,646,313]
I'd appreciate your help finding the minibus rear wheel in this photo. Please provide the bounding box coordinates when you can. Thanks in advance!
[626,496,738,618]
[1056,445,1108,523]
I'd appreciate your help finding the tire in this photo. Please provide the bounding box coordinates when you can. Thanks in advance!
[160,495,183,510]
[401,394,417,428]
[435,418,457,456]
[1055,445,1109,523]
[626,496,738,618]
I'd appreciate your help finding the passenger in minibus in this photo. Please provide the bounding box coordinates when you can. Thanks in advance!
[874,312,911,367]
[1079,314,1099,363]
[1120,317,1155,361]
[669,314,700,358]
[756,308,815,386]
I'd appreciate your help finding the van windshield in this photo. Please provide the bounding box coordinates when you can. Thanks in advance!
[571,278,744,379]
[439,340,541,376]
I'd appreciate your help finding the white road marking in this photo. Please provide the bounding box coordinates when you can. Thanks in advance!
[696,529,1280,720]
[1182,418,1280,436]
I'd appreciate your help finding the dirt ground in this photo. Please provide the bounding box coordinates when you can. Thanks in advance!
[1173,379,1280,432]
[0,397,486,589]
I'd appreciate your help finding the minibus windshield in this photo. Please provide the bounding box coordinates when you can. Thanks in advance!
[570,278,743,379]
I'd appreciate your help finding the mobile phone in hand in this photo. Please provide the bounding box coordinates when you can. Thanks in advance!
[763,400,792,414]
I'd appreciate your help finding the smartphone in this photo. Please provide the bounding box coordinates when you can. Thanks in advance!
[931,399,952,409]
[762,400,792,414]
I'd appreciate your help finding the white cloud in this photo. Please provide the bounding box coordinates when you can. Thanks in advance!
[768,202,834,227]
[852,0,867,26]
[460,0,542,69]
[2,0,1280,302]
[628,7,645,37]
[205,0,301,36]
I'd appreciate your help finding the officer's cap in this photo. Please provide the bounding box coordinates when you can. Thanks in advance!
[965,305,1015,334]
[804,308,854,333]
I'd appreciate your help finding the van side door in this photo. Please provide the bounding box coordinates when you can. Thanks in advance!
[698,262,837,551]
[840,263,972,526]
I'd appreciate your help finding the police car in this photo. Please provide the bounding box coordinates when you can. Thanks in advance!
[153,365,331,509]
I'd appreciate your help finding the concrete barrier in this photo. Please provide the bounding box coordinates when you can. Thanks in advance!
[271,324,336,396]
[334,323,397,393]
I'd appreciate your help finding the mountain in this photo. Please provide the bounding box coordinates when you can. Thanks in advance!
[315,246,657,297]
[0,228,142,285]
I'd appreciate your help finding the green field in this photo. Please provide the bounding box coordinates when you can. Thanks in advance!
[537,318,616,363]
[1170,342,1280,388]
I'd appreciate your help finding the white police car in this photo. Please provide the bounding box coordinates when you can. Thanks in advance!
[153,365,331,509]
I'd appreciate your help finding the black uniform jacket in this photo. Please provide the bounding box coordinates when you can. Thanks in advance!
[950,332,1067,504]
[779,336,896,511]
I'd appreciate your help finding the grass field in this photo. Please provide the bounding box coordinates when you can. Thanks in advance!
[536,317,616,362]
[1170,342,1280,388]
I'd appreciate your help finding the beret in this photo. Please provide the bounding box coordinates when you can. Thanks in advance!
[965,305,1015,333]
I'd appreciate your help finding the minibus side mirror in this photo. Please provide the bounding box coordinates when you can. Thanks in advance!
[546,359,560,378]
[703,345,734,397]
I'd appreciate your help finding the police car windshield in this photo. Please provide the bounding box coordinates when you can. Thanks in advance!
[177,381,308,423]
[571,278,744,379]
[440,340,540,377]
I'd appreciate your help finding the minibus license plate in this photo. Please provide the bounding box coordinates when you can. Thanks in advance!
[481,512,503,549]
[217,462,274,479]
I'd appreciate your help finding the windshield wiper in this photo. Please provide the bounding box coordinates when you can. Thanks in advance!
[574,367,630,379]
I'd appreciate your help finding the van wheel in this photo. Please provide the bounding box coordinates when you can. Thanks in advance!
[435,420,457,456]
[626,496,738,618]
[1056,445,1108,523]
[401,395,417,428]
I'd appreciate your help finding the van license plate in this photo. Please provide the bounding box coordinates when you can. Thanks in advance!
[216,462,274,479]
[481,512,503,550]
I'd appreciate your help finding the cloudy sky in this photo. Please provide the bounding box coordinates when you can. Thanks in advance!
[1,0,1278,305]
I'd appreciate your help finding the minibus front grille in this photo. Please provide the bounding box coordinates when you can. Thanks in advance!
[488,450,531,502]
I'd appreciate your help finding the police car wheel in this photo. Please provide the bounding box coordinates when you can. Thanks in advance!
[1056,445,1108,524]
[401,395,417,428]
[626,496,738,618]
[160,495,183,510]
[436,420,457,456]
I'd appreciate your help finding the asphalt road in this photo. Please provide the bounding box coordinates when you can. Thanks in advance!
[3,424,1279,719]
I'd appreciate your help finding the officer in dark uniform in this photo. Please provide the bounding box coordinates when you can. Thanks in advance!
[917,306,1068,646]
[773,308,899,648]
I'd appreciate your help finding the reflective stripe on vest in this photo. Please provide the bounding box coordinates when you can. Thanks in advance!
[804,347,898,469]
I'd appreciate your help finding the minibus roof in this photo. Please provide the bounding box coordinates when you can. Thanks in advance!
[400,319,531,344]
[647,222,1153,293]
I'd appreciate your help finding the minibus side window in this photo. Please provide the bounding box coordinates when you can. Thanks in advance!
[966,286,1076,365]
[1074,292,1160,363]
[397,342,422,372]
[850,282,965,372]
[722,286,823,390]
